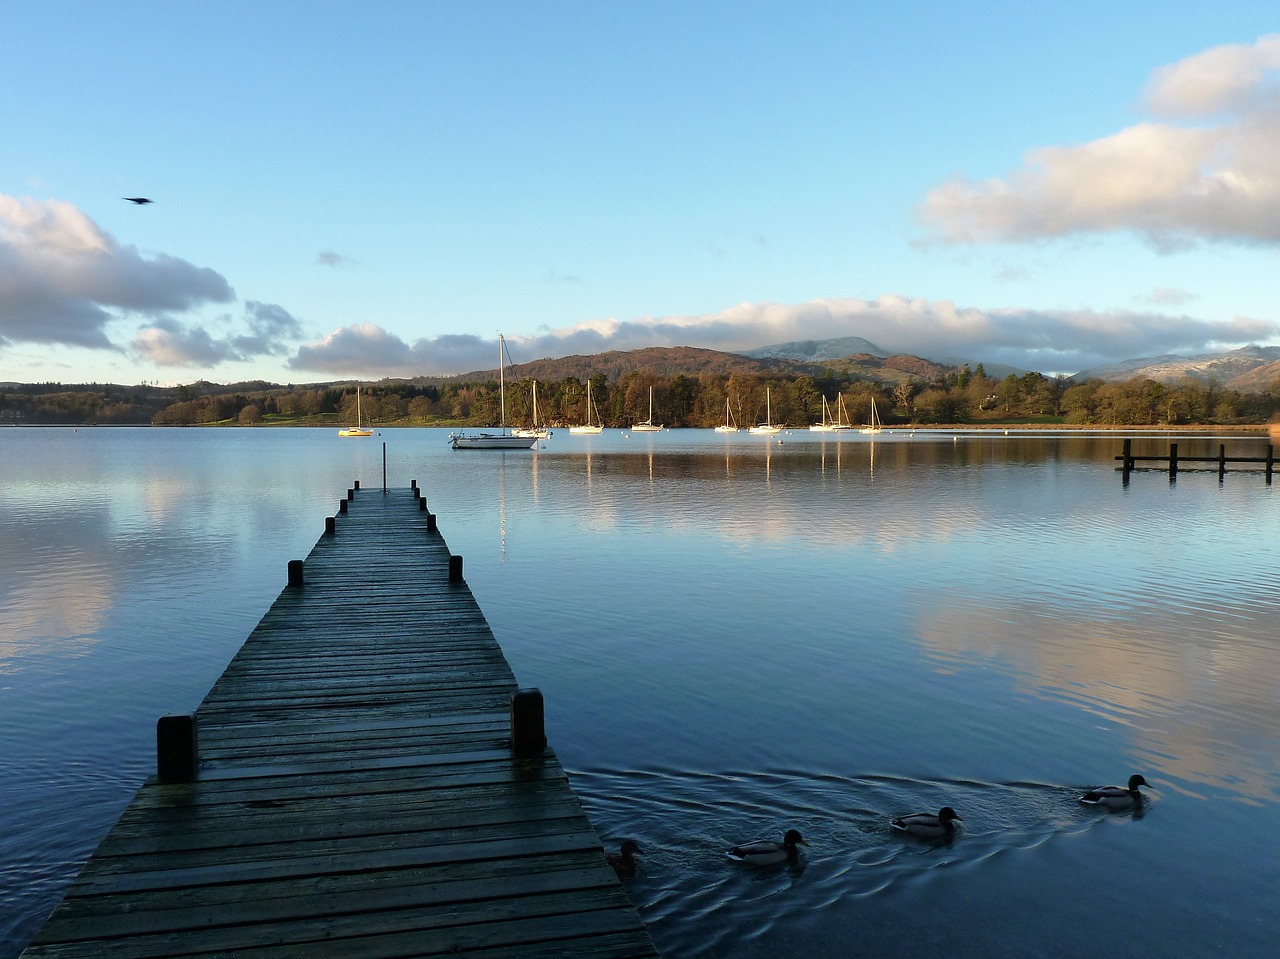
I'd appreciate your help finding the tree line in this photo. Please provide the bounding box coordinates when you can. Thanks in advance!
[2,366,1277,427]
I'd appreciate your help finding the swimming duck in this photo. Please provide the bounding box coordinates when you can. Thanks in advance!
[891,806,963,839]
[726,829,808,866]
[1079,774,1148,809]
[605,839,643,878]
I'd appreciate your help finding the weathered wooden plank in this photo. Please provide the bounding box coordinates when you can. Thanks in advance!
[39,853,622,937]
[23,887,644,959]
[22,487,658,958]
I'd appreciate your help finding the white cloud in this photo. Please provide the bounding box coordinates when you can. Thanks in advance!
[1144,34,1280,117]
[1140,287,1199,306]
[133,302,305,368]
[133,320,239,367]
[0,194,235,349]
[918,34,1280,248]
[289,297,1280,378]
[0,194,313,370]
[316,250,356,268]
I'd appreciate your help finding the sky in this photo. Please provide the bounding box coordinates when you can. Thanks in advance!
[4,1,1280,385]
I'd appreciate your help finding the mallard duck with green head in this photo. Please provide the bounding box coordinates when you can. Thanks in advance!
[1079,774,1148,809]
[726,829,808,866]
[890,806,963,839]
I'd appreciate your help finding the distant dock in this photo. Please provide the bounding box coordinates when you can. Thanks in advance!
[1117,438,1275,484]
[21,483,658,958]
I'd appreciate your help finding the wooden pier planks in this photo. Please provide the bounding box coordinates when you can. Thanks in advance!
[22,486,658,959]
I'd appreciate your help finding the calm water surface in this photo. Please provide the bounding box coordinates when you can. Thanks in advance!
[1,427,1277,957]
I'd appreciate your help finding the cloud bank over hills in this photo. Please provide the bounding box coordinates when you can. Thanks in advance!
[285,300,1276,380]
[2,191,1276,382]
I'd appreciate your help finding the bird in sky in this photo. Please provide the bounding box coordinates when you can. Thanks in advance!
[123,197,153,204]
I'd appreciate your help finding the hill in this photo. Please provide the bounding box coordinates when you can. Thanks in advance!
[1075,345,1280,391]
[443,344,968,388]
[741,336,887,361]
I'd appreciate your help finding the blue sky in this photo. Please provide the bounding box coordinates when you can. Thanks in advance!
[4,2,1280,384]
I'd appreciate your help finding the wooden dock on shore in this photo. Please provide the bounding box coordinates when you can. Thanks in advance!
[1117,438,1275,484]
[21,483,658,958]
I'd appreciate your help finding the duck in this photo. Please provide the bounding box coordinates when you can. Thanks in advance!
[890,806,963,839]
[605,839,643,878]
[726,829,808,866]
[1079,774,1148,809]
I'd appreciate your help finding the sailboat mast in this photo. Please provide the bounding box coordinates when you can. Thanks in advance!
[498,334,506,430]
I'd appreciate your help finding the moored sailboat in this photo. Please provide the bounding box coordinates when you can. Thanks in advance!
[338,388,373,437]
[450,334,540,450]
[860,397,883,435]
[569,380,605,434]
[513,379,551,439]
[631,386,662,431]
[831,392,853,431]
[748,387,782,434]
[715,396,741,432]
[809,395,837,432]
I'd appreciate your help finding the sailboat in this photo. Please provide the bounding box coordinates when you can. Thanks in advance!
[450,334,540,449]
[715,396,741,432]
[831,392,853,431]
[860,397,883,434]
[748,387,782,434]
[809,395,836,432]
[338,388,373,437]
[631,386,662,431]
[569,381,604,434]
[513,379,551,438]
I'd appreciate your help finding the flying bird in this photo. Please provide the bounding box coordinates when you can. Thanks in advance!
[123,197,153,204]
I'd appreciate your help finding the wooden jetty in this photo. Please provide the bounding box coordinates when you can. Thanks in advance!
[21,483,659,959]
[1117,438,1274,484]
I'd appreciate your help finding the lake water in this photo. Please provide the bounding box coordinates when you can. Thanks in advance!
[2,426,1277,958]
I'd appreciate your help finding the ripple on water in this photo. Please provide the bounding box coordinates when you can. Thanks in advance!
[570,766,1151,958]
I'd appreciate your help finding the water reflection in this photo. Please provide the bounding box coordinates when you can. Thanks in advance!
[4,427,1278,959]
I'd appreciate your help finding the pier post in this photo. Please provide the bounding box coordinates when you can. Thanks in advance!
[325,516,336,536]
[1169,443,1178,481]
[511,688,547,756]
[428,512,437,532]
[339,499,348,514]
[449,555,463,582]
[1219,444,1227,480]
[347,488,355,501]
[418,495,427,511]
[156,714,198,782]
[287,559,304,587]
[353,480,361,492]
[1267,445,1274,485]
[411,479,418,493]
[1121,438,1133,482]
